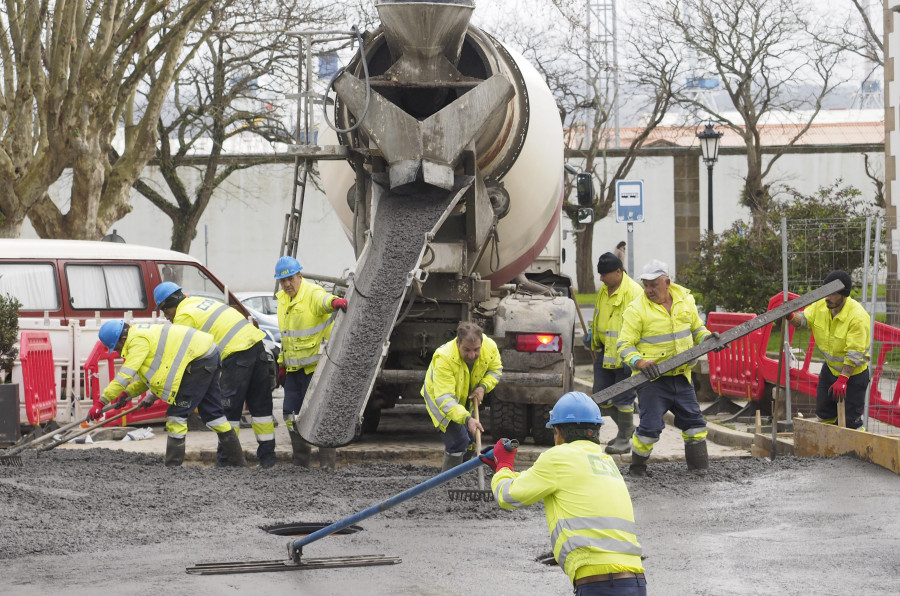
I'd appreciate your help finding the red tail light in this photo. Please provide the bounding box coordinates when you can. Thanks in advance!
[516,333,562,352]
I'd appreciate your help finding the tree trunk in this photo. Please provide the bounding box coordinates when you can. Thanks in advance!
[575,224,596,294]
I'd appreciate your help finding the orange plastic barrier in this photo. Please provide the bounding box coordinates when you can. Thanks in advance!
[706,312,765,401]
[19,331,58,425]
[83,341,167,426]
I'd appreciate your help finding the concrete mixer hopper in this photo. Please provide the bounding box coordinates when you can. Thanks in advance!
[298,0,577,447]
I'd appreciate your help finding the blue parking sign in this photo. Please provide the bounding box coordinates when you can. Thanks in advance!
[616,180,644,223]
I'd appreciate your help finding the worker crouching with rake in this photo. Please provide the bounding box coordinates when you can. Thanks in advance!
[485,391,646,595]
[421,321,503,471]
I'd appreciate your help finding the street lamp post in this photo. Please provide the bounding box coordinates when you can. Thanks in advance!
[696,122,723,234]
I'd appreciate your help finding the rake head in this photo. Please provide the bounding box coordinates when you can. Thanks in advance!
[447,489,494,503]
[0,454,23,467]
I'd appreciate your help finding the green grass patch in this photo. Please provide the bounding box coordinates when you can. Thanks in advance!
[574,292,598,306]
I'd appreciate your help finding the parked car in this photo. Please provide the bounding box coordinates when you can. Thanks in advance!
[235,291,280,346]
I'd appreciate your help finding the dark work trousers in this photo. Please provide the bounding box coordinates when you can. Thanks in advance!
[816,365,869,430]
[593,358,636,410]
[576,575,648,596]
[283,369,314,432]
[634,375,706,443]
[217,341,275,464]
[441,419,475,455]
[166,350,229,437]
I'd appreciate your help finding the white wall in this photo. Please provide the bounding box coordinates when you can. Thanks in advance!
[20,148,885,293]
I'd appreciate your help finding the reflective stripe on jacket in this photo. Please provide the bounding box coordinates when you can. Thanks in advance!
[800,297,870,376]
[617,282,710,380]
[173,296,265,360]
[102,324,216,404]
[490,441,644,582]
[420,334,502,431]
[590,273,644,368]
[276,279,339,374]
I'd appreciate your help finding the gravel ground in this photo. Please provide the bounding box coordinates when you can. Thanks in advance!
[1,449,898,595]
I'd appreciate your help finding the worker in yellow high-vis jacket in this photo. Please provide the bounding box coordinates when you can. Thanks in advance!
[154,282,276,469]
[92,320,246,468]
[787,270,870,429]
[274,255,347,469]
[421,321,502,471]
[618,259,721,477]
[486,392,646,595]
[588,252,644,455]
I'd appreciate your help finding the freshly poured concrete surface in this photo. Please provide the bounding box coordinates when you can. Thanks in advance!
[2,444,898,594]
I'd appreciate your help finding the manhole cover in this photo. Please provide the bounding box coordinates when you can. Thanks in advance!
[261,522,364,537]
[535,552,558,566]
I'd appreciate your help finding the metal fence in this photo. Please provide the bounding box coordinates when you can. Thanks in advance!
[783,216,900,435]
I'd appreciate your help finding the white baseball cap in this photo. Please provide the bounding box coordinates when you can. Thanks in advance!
[639,259,669,281]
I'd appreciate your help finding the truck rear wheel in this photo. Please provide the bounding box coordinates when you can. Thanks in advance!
[530,404,554,446]
[490,399,528,443]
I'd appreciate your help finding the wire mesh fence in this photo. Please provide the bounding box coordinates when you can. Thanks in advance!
[784,216,900,435]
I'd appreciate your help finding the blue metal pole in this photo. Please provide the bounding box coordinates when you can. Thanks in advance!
[287,442,515,562]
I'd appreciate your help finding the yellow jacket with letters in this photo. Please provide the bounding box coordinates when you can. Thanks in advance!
[799,297,870,376]
[172,296,265,360]
[101,324,216,404]
[590,272,644,369]
[617,282,710,380]
[277,279,340,374]
[421,334,502,431]
[491,440,644,583]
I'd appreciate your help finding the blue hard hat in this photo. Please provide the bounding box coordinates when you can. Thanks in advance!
[99,320,126,354]
[546,391,604,428]
[274,255,303,279]
[153,282,182,307]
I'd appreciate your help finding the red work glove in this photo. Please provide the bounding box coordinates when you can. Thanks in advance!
[829,375,849,401]
[479,438,517,472]
[278,366,286,386]
[87,402,105,422]
[331,297,348,312]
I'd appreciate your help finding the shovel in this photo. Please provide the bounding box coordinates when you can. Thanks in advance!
[0,401,119,466]
[448,398,494,502]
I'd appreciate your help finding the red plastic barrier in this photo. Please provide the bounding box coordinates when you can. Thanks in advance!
[83,341,167,426]
[706,312,765,401]
[19,331,58,425]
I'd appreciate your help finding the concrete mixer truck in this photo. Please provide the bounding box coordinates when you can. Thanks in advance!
[296,0,578,447]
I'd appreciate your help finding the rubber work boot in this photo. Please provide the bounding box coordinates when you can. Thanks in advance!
[217,429,248,467]
[441,452,465,472]
[684,440,709,474]
[319,447,337,469]
[605,409,635,455]
[629,452,650,477]
[289,430,312,467]
[165,436,186,467]
[257,439,277,469]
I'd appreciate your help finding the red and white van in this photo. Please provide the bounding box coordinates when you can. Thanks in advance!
[0,239,266,426]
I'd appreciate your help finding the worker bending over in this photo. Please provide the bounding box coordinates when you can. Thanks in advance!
[154,282,276,469]
[618,259,721,476]
[787,270,870,429]
[587,252,643,454]
[93,320,246,467]
[275,256,346,468]
[422,321,502,471]
[486,391,646,595]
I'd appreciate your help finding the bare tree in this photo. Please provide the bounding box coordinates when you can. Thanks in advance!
[131,0,343,253]
[0,1,218,239]
[485,1,678,292]
[652,0,850,230]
